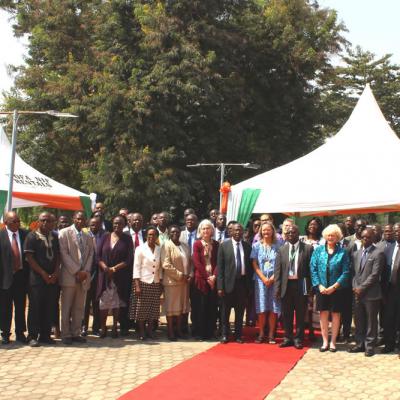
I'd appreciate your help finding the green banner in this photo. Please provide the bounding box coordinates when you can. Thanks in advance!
[80,196,92,218]
[0,190,7,217]
[237,188,261,227]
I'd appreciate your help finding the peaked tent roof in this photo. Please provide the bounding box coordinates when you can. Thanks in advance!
[0,125,91,213]
[228,85,400,220]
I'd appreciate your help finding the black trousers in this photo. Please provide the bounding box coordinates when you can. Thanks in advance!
[83,277,100,332]
[354,297,380,351]
[341,287,354,337]
[0,270,27,337]
[191,285,217,339]
[384,286,400,349]
[28,284,59,340]
[221,278,247,338]
[282,280,307,342]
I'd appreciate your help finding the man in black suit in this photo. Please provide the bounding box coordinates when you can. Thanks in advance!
[348,228,384,357]
[0,211,29,344]
[382,223,400,354]
[214,213,229,242]
[217,223,252,343]
[274,225,313,349]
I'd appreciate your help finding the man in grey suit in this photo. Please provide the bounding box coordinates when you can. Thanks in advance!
[59,211,94,344]
[217,223,252,343]
[274,225,313,349]
[348,228,384,356]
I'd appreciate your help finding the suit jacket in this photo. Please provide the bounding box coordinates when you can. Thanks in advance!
[274,241,313,299]
[383,242,400,289]
[161,239,190,286]
[59,225,94,289]
[311,244,350,289]
[352,245,384,300]
[192,239,219,294]
[217,239,252,294]
[0,228,29,290]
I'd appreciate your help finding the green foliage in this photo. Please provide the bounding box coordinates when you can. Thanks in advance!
[1,0,346,218]
[319,46,400,137]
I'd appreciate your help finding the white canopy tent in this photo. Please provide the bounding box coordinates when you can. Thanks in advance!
[0,125,93,214]
[227,85,400,224]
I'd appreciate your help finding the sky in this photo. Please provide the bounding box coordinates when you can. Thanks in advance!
[1,1,400,103]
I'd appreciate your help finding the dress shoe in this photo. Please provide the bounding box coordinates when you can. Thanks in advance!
[294,341,303,350]
[62,337,73,345]
[92,330,100,337]
[365,350,375,357]
[81,329,88,337]
[255,336,265,344]
[348,345,365,353]
[168,336,177,342]
[235,338,244,344]
[16,334,27,344]
[381,346,394,354]
[1,337,10,345]
[29,339,40,347]
[39,337,57,345]
[319,346,329,352]
[329,346,337,353]
[220,336,229,344]
[267,337,277,344]
[72,336,87,343]
[279,340,294,348]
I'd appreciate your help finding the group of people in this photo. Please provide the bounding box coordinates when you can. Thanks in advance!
[0,205,399,358]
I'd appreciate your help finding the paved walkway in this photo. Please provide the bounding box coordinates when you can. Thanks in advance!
[1,327,400,400]
[267,344,400,400]
[0,328,215,400]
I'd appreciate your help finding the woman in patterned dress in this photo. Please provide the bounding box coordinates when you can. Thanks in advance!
[131,226,162,340]
[251,222,282,343]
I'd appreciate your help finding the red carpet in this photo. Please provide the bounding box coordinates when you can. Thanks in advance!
[119,329,309,400]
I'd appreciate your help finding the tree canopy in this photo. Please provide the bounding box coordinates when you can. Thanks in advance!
[1,0,348,217]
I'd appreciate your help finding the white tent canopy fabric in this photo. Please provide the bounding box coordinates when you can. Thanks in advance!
[0,125,91,212]
[228,85,400,221]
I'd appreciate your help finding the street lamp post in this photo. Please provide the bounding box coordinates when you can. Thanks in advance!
[0,109,78,211]
[187,162,260,210]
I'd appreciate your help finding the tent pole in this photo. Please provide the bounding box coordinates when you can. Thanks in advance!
[6,110,19,212]
[219,163,225,212]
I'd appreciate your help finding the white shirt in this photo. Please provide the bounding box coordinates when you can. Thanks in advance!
[130,229,145,248]
[133,242,161,283]
[231,238,245,275]
[391,243,400,272]
[288,241,300,280]
[6,228,23,265]
[354,238,362,251]
[215,229,226,242]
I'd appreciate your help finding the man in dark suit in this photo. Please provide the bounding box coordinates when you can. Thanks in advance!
[214,213,229,242]
[82,217,105,336]
[340,218,367,343]
[274,225,313,349]
[217,223,252,343]
[382,223,400,354]
[0,211,29,344]
[348,228,384,356]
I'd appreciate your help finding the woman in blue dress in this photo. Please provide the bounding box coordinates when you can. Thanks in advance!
[251,222,282,343]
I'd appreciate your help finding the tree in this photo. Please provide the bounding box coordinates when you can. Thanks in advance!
[1,0,346,218]
[319,46,400,137]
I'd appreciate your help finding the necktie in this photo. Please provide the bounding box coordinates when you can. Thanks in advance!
[289,244,296,275]
[236,242,242,276]
[77,231,85,261]
[188,231,193,252]
[134,232,140,248]
[360,249,368,272]
[11,233,21,272]
[218,230,222,242]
